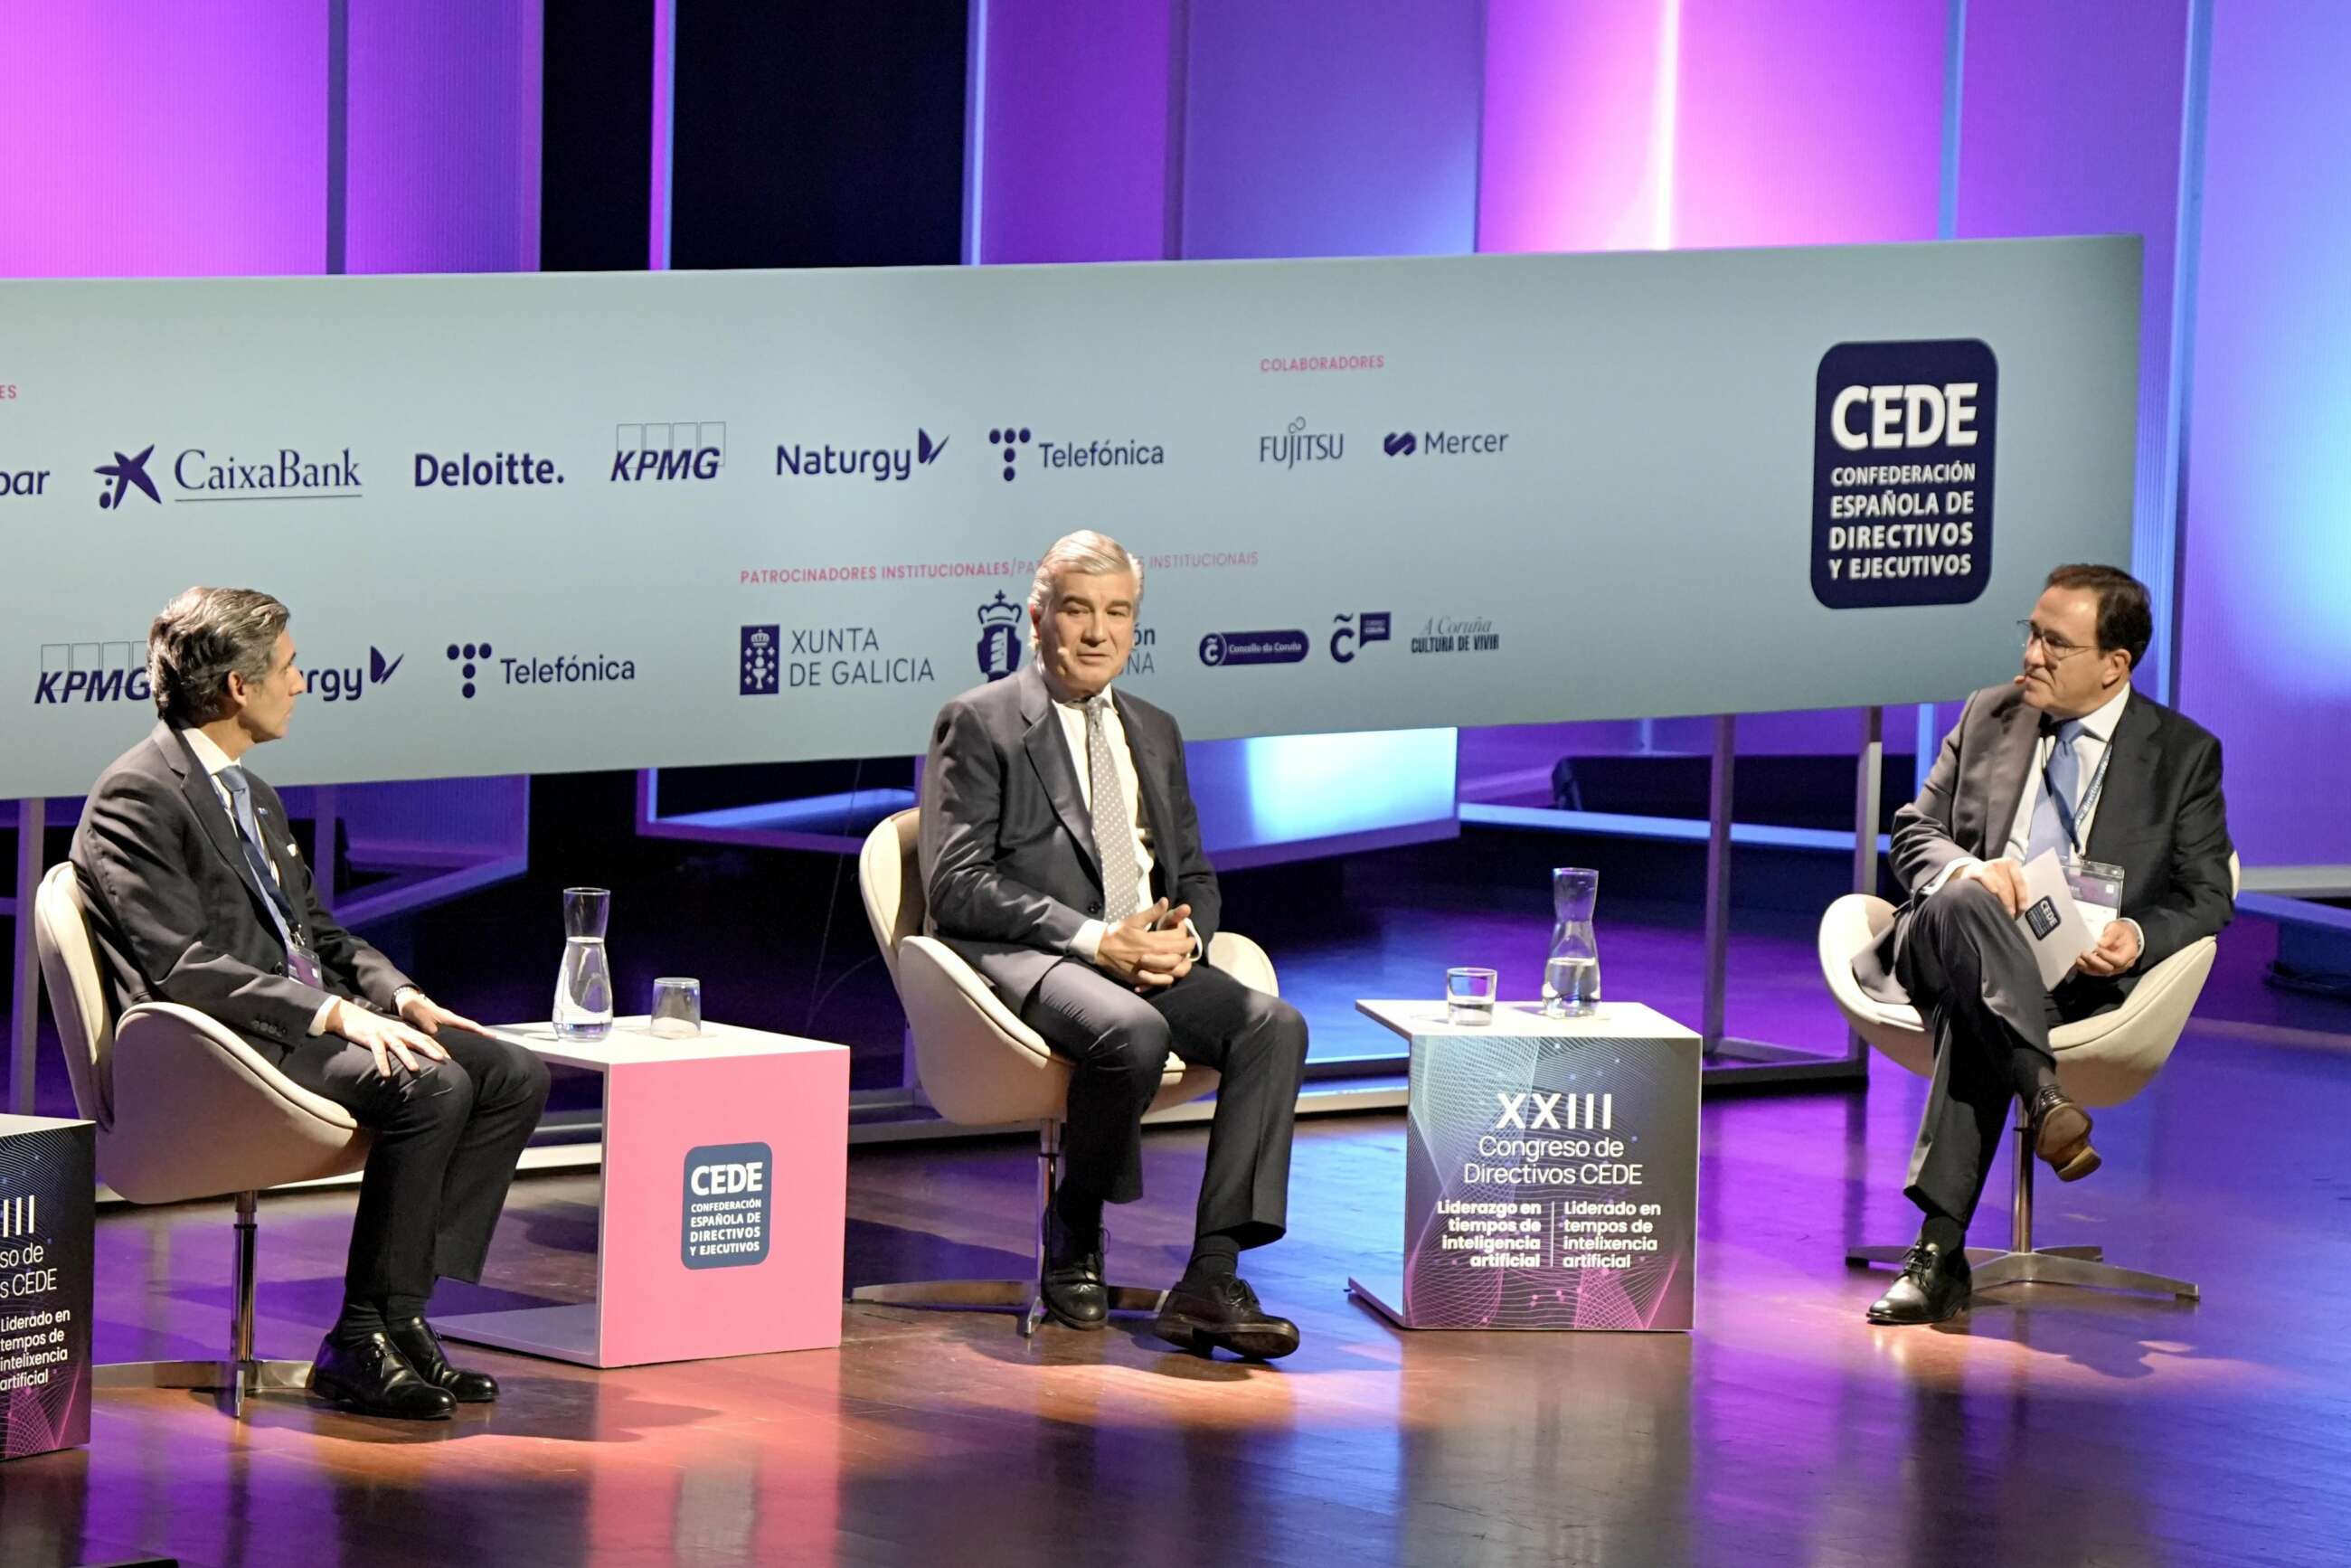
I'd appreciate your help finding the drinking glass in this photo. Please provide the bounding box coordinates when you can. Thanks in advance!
[1445,967,1498,1025]
[649,977,703,1039]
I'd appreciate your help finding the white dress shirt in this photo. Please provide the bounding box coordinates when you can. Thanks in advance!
[1050,687,1201,966]
[180,728,412,1033]
[1923,683,2144,956]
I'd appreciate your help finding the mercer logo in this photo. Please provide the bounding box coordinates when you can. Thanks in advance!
[34,641,151,705]
[776,428,948,483]
[613,421,724,482]
[95,444,161,509]
[1383,431,1417,458]
[1384,429,1509,458]
[1494,1091,1613,1131]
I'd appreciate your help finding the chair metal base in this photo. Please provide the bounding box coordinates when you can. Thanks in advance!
[1847,1123,2200,1303]
[847,1123,1172,1337]
[94,1358,314,1417]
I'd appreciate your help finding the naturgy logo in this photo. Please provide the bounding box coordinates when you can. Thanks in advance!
[776,429,947,483]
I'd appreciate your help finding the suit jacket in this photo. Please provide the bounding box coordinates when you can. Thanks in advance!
[920,663,1221,1007]
[70,722,412,1054]
[1872,681,2234,1000]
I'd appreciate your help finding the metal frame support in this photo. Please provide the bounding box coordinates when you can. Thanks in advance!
[11,798,45,1113]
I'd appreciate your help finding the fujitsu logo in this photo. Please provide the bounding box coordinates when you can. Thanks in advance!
[1494,1091,1612,1131]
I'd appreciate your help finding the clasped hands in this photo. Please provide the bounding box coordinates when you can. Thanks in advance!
[326,991,486,1078]
[1946,859,2140,977]
[1095,898,1196,990]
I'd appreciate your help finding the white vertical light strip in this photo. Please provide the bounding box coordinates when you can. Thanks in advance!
[2159,0,2214,706]
[962,0,988,265]
[1922,0,1968,770]
[1648,0,1683,250]
[650,0,675,270]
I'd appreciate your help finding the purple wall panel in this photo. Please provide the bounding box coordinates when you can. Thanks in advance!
[2176,2,2351,871]
[1674,0,1941,249]
[1181,0,1482,260]
[1957,0,2190,689]
[1478,0,1675,254]
[0,8,326,278]
[974,0,1174,264]
[346,0,544,275]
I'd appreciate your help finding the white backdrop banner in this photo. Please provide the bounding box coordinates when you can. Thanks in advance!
[0,238,2139,797]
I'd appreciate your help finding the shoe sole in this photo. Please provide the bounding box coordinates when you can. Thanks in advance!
[304,1375,455,1420]
[1042,1301,1108,1332]
[2035,1104,2099,1182]
[1865,1298,1969,1327]
[1150,1314,1300,1361]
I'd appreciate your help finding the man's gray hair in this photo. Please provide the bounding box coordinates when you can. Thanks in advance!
[147,586,290,727]
[1026,530,1144,646]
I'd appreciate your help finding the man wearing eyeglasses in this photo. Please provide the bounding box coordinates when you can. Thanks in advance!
[1855,563,2233,1325]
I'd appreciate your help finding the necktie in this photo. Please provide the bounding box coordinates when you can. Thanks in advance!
[2024,718,2088,864]
[1083,696,1141,924]
[217,765,321,987]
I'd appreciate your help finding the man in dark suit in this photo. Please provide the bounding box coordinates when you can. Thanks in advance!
[921,531,1310,1358]
[72,586,549,1417]
[1857,563,2233,1324]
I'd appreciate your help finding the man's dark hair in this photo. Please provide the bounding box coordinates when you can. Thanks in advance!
[147,586,290,727]
[2044,563,2152,671]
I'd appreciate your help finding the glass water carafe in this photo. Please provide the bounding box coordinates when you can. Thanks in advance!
[1542,866,1600,1017]
[554,885,615,1040]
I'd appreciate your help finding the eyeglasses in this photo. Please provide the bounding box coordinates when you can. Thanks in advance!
[2017,620,2097,661]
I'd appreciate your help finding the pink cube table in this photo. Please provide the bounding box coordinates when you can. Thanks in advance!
[437,1017,848,1367]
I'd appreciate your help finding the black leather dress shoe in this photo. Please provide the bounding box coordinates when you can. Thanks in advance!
[2029,1086,2101,1182]
[1041,1213,1108,1330]
[307,1332,457,1420]
[1152,1274,1300,1360]
[390,1316,500,1403]
[1866,1241,1972,1326]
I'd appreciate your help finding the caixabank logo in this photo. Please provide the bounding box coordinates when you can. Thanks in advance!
[987,421,1163,483]
[613,421,723,483]
[165,443,364,504]
[448,638,637,699]
[33,641,149,706]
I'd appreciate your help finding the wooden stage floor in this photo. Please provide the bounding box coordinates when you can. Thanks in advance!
[5,1002,2348,1567]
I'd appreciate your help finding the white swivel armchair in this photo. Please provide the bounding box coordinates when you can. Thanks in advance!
[1818,855,2238,1301]
[34,863,373,1415]
[847,808,1279,1335]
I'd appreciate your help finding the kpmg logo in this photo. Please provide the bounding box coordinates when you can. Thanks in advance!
[613,421,723,483]
[1260,416,1345,470]
[989,422,1163,482]
[1329,611,1391,664]
[2,458,49,497]
[1383,429,1508,458]
[94,445,160,509]
[308,647,402,704]
[776,428,948,483]
[975,591,1023,682]
[33,641,151,705]
[741,625,779,695]
[172,445,363,501]
[414,449,564,488]
[448,638,637,698]
[1198,629,1309,668]
[1494,1091,1613,1131]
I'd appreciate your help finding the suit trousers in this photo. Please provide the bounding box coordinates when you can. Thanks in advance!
[1019,959,1309,1250]
[1895,882,2113,1225]
[274,1023,551,1303]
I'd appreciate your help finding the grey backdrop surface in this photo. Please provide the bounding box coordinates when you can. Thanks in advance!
[0,239,2139,795]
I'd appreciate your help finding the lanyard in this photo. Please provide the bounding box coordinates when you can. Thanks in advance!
[2044,732,2114,858]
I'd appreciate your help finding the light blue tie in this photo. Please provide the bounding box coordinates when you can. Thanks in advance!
[218,765,316,985]
[2024,719,2087,863]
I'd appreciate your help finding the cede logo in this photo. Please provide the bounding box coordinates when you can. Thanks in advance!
[1198,630,1309,668]
[741,625,779,695]
[682,1141,771,1269]
[613,421,723,483]
[94,446,160,509]
[1329,611,1392,664]
[975,591,1023,682]
[33,641,150,705]
[1812,338,1997,609]
[1260,416,1345,470]
[415,450,564,488]
[776,429,948,484]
